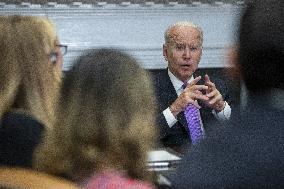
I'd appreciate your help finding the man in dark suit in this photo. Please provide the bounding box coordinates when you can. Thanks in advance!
[153,21,232,151]
[170,0,284,188]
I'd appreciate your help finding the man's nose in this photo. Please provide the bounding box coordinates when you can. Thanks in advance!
[183,47,191,58]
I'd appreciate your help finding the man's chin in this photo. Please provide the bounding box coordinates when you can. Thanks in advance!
[179,73,194,82]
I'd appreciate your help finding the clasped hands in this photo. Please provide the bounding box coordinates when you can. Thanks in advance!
[170,75,225,117]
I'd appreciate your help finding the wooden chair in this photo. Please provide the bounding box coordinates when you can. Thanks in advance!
[0,167,81,189]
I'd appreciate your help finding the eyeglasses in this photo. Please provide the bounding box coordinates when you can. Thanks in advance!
[56,44,68,56]
[48,44,67,65]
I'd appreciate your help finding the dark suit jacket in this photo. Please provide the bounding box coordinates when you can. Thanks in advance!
[152,69,231,149]
[170,95,284,189]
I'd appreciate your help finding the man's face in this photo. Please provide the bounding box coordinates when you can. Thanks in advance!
[163,26,202,82]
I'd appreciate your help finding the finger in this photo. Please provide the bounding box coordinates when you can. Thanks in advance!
[194,90,203,95]
[190,85,208,91]
[204,74,214,94]
[205,81,216,90]
[205,80,215,87]
[209,94,222,105]
[186,100,201,109]
[204,74,210,84]
[192,93,209,101]
[188,76,201,86]
[206,89,218,98]
[192,101,201,109]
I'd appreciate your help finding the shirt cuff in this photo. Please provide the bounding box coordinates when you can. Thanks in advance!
[163,107,178,128]
[212,101,231,121]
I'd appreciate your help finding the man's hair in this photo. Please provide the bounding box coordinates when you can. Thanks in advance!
[238,0,284,92]
[0,16,60,128]
[35,49,157,181]
[164,21,203,46]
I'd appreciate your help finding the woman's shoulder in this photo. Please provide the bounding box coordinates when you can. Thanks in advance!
[86,170,155,189]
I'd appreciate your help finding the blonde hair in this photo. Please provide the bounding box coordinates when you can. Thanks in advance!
[0,16,60,128]
[164,21,203,46]
[35,49,157,182]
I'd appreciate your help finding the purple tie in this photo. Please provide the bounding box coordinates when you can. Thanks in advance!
[182,83,203,145]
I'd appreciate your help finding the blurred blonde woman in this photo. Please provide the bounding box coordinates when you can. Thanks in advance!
[0,16,62,168]
[35,49,157,189]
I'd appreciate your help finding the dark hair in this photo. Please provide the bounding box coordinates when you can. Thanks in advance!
[238,0,284,93]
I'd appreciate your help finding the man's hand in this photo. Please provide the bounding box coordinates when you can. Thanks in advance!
[170,76,209,117]
[202,74,225,112]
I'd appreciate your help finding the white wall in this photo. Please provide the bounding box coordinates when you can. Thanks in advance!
[0,3,242,70]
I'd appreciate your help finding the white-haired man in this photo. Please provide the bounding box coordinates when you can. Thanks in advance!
[153,21,232,152]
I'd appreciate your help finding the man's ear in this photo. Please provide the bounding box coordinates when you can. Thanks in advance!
[163,44,168,61]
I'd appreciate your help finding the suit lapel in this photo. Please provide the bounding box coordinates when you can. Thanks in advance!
[158,70,189,133]
[157,70,178,108]
[177,112,188,131]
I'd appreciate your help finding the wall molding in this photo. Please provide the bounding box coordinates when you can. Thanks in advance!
[0,3,241,70]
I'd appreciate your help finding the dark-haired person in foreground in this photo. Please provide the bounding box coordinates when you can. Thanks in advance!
[170,0,284,188]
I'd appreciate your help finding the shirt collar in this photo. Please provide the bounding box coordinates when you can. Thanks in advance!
[168,69,194,93]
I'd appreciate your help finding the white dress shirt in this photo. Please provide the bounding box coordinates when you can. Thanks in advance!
[163,69,231,128]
